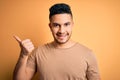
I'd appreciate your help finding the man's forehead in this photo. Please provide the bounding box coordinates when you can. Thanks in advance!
[50,13,72,20]
[52,22,71,25]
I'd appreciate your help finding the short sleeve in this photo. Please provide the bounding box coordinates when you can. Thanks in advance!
[86,51,101,80]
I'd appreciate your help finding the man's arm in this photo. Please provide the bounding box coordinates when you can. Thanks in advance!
[86,51,101,80]
[13,36,35,80]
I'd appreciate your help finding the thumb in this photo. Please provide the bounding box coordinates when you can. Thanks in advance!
[13,35,22,43]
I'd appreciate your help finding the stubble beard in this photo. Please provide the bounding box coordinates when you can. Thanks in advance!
[54,32,72,44]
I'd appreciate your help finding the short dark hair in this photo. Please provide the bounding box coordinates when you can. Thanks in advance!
[49,3,73,20]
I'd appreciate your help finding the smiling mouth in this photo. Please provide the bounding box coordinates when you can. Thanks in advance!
[56,34,67,40]
[56,32,69,39]
[58,36,66,40]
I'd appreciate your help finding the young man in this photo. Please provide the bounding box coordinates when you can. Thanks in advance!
[13,3,100,80]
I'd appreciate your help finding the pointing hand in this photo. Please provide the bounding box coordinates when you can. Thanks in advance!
[14,36,35,56]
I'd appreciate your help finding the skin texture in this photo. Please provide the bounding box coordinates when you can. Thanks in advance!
[49,13,75,48]
[13,36,34,55]
[13,36,35,80]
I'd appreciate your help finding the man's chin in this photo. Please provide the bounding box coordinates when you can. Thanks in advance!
[57,41,66,44]
[55,39,69,44]
[54,35,71,44]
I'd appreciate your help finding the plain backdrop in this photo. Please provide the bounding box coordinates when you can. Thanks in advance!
[0,0,120,80]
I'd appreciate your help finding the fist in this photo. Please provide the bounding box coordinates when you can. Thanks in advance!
[14,36,35,55]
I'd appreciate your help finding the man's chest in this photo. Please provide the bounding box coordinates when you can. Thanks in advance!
[36,51,88,79]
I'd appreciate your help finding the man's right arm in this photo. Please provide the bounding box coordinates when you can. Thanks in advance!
[13,36,35,80]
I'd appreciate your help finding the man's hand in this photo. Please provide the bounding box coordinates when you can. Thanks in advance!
[13,36,35,56]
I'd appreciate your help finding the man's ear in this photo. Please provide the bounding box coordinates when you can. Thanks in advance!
[49,23,52,31]
[49,23,51,28]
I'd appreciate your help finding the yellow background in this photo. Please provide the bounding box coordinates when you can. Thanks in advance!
[0,0,120,80]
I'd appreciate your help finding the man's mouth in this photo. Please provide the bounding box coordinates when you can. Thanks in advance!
[57,34,67,40]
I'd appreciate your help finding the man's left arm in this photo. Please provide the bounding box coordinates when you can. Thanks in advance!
[86,51,101,80]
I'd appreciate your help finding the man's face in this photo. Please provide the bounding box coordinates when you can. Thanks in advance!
[49,13,74,44]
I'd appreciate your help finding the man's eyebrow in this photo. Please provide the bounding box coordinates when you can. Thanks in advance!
[64,22,71,24]
[52,23,60,25]
[53,22,59,24]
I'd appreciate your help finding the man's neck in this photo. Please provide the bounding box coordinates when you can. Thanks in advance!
[52,40,76,49]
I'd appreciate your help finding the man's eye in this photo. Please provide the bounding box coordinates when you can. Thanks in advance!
[53,24,59,27]
[65,23,70,26]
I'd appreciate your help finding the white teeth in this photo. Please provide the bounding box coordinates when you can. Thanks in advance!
[58,35,66,37]
[58,34,66,36]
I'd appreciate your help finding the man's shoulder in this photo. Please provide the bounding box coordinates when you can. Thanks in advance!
[30,42,52,56]
[34,42,52,51]
[75,42,96,57]
[75,42,92,52]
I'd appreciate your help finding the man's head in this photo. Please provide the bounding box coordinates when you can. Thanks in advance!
[49,3,73,21]
[49,3,74,44]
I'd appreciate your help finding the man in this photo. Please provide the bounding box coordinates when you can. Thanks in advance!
[13,3,100,80]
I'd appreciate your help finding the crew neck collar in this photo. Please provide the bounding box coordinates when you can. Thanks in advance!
[50,41,78,50]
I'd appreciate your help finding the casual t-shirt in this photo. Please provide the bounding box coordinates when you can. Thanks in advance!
[27,42,100,80]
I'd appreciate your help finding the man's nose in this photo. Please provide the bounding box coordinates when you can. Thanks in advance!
[58,26,65,33]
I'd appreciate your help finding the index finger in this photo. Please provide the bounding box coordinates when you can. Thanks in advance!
[13,35,22,43]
